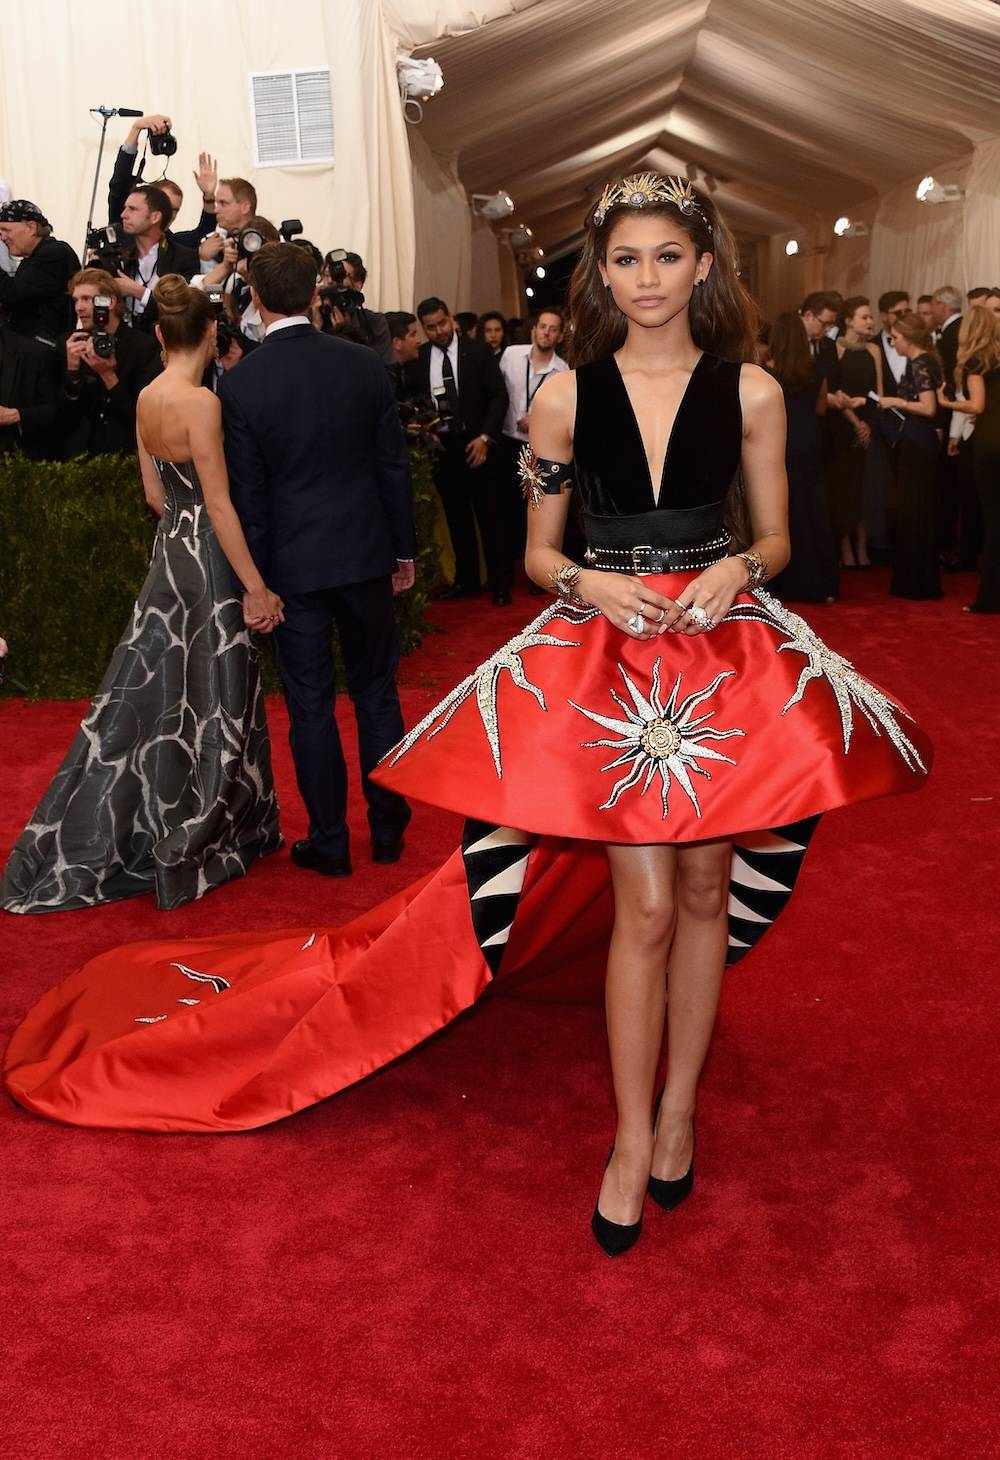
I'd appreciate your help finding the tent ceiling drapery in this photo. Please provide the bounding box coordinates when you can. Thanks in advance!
[392,0,1000,257]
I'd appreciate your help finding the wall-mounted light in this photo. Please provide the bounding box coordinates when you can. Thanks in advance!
[833,217,869,239]
[916,175,963,205]
[509,224,533,247]
[472,191,515,220]
[398,55,444,124]
[785,239,799,257]
[535,266,546,279]
[525,286,535,299]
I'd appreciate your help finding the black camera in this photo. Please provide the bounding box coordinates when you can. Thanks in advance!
[149,128,177,157]
[91,294,115,358]
[205,288,238,358]
[322,248,365,314]
[85,223,125,278]
[279,219,303,242]
[398,395,447,452]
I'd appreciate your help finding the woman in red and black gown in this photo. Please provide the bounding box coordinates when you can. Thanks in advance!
[3,178,931,1258]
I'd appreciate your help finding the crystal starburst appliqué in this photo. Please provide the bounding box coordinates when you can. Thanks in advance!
[382,601,599,779]
[726,589,926,771]
[571,660,744,818]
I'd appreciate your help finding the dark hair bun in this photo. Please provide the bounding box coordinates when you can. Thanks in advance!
[153,274,193,315]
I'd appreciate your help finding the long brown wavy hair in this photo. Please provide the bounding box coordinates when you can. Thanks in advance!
[956,304,1000,388]
[767,312,814,392]
[567,181,760,367]
[567,178,760,544]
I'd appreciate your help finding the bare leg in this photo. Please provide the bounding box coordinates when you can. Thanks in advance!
[598,843,677,1225]
[856,521,871,567]
[840,533,857,568]
[652,839,733,1180]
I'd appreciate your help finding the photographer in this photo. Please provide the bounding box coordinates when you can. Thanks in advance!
[201,289,258,394]
[385,311,420,398]
[107,114,217,251]
[0,201,80,344]
[60,268,161,457]
[317,250,393,367]
[197,178,258,270]
[193,215,280,343]
[115,185,198,332]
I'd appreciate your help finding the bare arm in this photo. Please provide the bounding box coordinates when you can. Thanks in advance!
[941,374,985,415]
[136,425,165,517]
[187,393,283,624]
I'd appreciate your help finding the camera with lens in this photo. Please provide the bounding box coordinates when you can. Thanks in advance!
[149,128,177,157]
[91,294,115,359]
[398,395,448,452]
[85,223,126,278]
[322,247,365,314]
[205,288,238,358]
[237,226,266,263]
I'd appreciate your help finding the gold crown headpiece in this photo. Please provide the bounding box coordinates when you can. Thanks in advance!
[592,173,712,231]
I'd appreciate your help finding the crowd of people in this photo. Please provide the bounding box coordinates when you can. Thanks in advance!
[762,285,1000,614]
[1,114,998,620]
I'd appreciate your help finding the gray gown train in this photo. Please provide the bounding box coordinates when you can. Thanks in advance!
[1,458,281,914]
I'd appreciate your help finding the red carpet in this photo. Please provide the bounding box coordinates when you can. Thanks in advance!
[2,571,998,1458]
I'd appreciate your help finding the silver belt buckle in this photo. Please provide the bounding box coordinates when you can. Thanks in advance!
[631,544,653,573]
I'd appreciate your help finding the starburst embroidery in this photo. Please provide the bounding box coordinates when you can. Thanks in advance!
[571,660,744,817]
[726,589,926,771]
[383,601,599,778]
[518,445,546,510]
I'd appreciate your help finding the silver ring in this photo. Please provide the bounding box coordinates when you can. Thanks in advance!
[685,603,711,628]
[626,612,645,633]
[654,607,666,624]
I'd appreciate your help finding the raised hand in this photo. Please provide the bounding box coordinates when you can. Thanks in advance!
[194,152,218,202]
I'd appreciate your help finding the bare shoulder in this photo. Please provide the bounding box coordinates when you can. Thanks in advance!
[738,361,784,416]
[533,366,577,415]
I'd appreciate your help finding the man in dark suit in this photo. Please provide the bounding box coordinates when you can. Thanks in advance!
[0,323,60,458]
[221,243,416,877]
[875,291,911,397]
[114,185,199,334]
[0,200,80,345]
[406,296,508,602]
[59,269,161,458]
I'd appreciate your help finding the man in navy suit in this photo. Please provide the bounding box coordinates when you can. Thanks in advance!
[221,243,416,877]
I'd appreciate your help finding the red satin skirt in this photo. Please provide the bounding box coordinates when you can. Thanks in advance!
[2,579,932,1132]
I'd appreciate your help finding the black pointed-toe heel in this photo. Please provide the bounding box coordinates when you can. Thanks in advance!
[648,1088,695,1212]
[591,1147,643,1257]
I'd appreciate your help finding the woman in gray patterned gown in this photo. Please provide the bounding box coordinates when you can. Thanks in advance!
[1,276,284,913]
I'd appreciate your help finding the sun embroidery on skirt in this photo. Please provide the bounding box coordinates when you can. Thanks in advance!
[382,600,599,778]
[571,660,744,817]
[726,590,926,771]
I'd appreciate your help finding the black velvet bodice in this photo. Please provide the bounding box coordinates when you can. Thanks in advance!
[573,352,743,516]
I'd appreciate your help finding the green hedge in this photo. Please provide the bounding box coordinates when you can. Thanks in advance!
[0,447,441,700]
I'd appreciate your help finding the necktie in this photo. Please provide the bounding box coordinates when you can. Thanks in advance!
[810,339,819,357]
[440,347,461,428]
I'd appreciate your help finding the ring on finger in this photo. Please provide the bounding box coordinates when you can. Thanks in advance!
[653,607,666,624]
[685,603,712,629]
[626,611,645,634]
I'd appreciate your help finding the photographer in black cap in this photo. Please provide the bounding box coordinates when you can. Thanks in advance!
[115,184,198,333]
[59,268,161,457]
[0,201,80,345]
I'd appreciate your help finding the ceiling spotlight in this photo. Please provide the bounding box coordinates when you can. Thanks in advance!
[525,286,535,299]
[833,217,869,239]
[508,224,533,248]
[535,266,546,279]
[472,191,515,221]
[785,239,799,257]
[916,175,963,204]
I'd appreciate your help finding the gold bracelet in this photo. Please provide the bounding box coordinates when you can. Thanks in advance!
[735,548,768,590]
[550,560,586,602]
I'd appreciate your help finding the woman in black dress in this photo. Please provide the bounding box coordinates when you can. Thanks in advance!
[830,297,883,568]
[879,313,943,600]
[765,312,838,603]
[940,305,1000,612]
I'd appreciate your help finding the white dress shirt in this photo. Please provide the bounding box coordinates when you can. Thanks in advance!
[264,314,312,336]
[880,330,907,385]
[499,343,569,441]
[130,239,161,317]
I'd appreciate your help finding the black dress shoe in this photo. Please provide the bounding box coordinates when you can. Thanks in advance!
[591,1147,643,1257]
[290,839,352,878]
[371,834,405,864]
[491,591,512,607]
[648,1088,695,1212]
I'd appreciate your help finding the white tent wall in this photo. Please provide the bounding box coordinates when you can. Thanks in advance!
[0,0,418,310]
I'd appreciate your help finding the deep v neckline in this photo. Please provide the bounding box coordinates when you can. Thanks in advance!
[612,352,706,508]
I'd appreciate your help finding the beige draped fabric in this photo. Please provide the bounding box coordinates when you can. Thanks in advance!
[396,0,1000,313]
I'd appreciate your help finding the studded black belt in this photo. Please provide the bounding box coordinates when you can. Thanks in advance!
[584,533,731,574]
